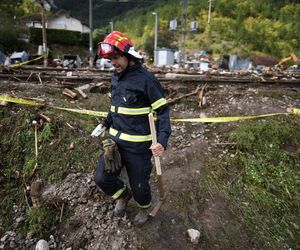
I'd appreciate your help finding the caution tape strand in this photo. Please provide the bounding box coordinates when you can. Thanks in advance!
[0,95,299,122]
[9,55,45,68]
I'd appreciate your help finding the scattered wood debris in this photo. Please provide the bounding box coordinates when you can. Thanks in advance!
[62,88,77,99]
[75,88,88,99]
[167,86,201,104]
[39,113,51,123]
[198,84,207,107]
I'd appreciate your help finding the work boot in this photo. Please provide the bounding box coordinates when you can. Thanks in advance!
[133,208,150,226]
[114,188,132,217]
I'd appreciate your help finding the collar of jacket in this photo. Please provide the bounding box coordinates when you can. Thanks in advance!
[114,62,141,80]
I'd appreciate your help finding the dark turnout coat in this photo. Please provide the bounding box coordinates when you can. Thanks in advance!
[103,63,171,153]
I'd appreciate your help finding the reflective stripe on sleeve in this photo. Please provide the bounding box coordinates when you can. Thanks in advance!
[109,128,152,142]
[110,105,151,115]
[151,98,167,110]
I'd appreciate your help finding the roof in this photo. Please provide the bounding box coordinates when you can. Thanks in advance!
[249,55,278,66]
[20,13,42,22]
[20,9,89,28]
[50,9,71,18]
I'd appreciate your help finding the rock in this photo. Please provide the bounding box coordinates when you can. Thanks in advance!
[6,231,16,237]
[199,112,207,118]
[0,234,8,242]
[16,216,25,224]
[35,239,49,250]
[187,228,201,244]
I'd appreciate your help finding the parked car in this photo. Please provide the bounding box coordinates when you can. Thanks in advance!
[95,58,113,69]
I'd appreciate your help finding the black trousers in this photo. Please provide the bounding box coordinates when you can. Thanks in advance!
[94,147,153,207]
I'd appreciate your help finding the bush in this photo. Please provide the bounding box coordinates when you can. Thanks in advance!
[29,27,89,46]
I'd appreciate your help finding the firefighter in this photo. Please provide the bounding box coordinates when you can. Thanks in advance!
[92,31,171,226]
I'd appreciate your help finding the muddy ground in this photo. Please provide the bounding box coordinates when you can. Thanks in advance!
[0,71,299,249]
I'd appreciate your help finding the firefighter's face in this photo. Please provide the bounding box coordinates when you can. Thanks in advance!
[109,54,129,73]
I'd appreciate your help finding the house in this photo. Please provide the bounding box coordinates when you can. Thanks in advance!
[21,10,90,33]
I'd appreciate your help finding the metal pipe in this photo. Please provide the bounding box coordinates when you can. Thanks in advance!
[152,12,158,65]
[89,0,93,67]
[110,20,114,32]
[41,8,48,67]
[208,0,212,24]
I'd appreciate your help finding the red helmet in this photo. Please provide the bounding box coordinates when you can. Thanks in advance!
[97,31,142,60]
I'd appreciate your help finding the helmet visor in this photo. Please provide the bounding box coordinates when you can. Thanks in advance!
[97,43,117,58]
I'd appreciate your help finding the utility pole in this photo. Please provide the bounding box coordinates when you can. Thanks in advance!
[109,20,114,32]
[89,0,93,67]
[152,12,158,66]
[41,8,47,67]
[179,0,188,65]
[208,0,212,24]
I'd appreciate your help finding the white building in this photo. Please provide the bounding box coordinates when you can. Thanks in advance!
[21,10,90,33]
[155,48,175,66]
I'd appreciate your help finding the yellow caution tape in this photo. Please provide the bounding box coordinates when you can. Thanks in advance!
[9,55,45,68]
[0,95,299,122]
[53,106,108,117]
[170,113,288,123]
[287,108,300,115]
[0,95,43,106]
[0,95,108,117]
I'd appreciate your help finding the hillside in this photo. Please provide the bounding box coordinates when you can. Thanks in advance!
[0,0,299,59]
[56,0,300,59]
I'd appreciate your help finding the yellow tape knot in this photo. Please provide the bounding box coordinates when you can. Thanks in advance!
[287,108,300,115]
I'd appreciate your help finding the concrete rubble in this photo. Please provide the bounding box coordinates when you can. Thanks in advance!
[0,173,139,250]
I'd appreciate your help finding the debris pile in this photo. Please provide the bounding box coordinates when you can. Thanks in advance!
[1,174,139,250]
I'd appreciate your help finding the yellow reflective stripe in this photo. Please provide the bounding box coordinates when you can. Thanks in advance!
[119,133,152,142]
[112,186,126,199]
[109,128,152,142]
[118,107,151,115]
[151,98,167,110]
[114,34,128,41]
[136,202,151,209]
[110,105,151,115]
[110,127,118,136]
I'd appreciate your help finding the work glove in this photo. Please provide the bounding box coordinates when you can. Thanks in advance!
[91,124,108,140]
[103,138,122,173]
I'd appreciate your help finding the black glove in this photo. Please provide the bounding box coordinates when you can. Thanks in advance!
[103,138,122,173]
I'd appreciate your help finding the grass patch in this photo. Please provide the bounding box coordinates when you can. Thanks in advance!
[204,116,300,249]
[0,106,100,235]
[26,204,73,238]
[258,90,300,100]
